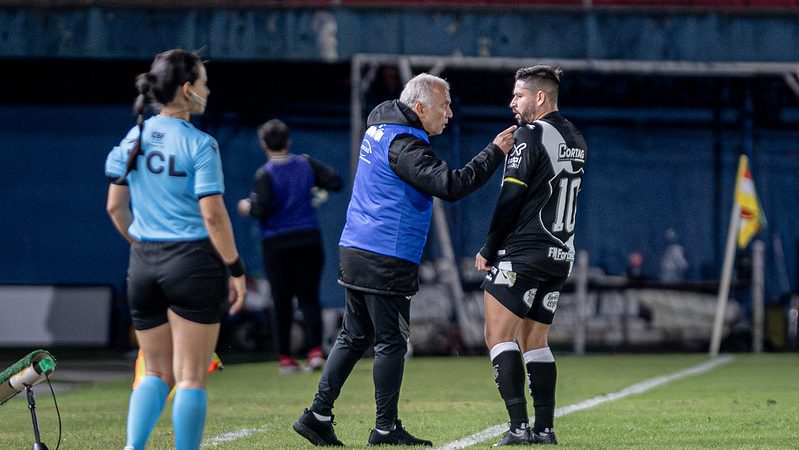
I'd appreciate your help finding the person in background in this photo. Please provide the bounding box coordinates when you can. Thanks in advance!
[293,72,517,447]
[105,49,246,450]
[476,66,587,446]
[659,228,689,283]
[627,251,646,281]
[238,119,343,373]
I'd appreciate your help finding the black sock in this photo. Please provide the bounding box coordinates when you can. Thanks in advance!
[490,343,528,432]
[526,360,556,433]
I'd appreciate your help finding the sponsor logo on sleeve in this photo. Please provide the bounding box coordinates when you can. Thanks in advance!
[507,142,526,169]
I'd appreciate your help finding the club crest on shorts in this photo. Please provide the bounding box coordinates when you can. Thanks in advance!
[543,292,560,313]
[523,289,537,308]
[492,261,516,287]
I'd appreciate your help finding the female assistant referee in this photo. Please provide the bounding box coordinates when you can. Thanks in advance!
[104,49,246,450]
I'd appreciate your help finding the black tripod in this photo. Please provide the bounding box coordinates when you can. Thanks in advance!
[26,386,49,450]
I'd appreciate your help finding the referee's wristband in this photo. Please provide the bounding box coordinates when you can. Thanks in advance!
[226,257,246,277]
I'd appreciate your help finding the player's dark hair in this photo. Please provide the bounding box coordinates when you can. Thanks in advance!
[118,49,203,182]
[515,65,562,104]
[258,119,290,151]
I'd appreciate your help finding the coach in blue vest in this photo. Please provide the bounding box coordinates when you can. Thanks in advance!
[294,73,517,447]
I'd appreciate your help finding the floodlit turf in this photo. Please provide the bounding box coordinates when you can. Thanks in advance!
[0,354,796,449]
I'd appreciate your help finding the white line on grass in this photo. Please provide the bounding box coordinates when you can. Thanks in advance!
[435,355,734,450]
[202,427,267,447]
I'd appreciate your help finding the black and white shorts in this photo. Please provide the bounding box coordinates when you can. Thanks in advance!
[481,260,567,324]
[127,239,227,330]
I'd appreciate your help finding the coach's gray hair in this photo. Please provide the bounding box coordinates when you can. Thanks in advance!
[399,73,450,108]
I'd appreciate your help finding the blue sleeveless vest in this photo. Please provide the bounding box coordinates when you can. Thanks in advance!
[339,124,431,264]
[259,154,319,239]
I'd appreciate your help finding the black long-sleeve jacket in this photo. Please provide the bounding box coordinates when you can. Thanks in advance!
[339,100,505,295]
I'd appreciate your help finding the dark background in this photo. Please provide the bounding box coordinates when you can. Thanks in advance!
[1,2,798,331]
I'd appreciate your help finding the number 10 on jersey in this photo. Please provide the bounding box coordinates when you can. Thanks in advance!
[552,174,582,234]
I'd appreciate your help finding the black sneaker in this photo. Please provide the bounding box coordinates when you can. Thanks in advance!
[293,408,344,446]
[530,429,557,445]
[493,427,530,446]
[367,419,432,447]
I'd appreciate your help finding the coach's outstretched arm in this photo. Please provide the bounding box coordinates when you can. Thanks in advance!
[391,124,516,202]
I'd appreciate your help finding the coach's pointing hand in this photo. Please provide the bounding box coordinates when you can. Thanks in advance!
[492,125,517,154]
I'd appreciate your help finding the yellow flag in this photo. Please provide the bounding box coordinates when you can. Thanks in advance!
[734,154,764,248]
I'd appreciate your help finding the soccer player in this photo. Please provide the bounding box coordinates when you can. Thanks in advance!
[105,49,246,450]
[237,119,343,373]
[475,66,587,446]
[293,73,517,447]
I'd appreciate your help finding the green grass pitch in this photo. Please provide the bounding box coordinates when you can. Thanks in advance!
[1,354,797,449]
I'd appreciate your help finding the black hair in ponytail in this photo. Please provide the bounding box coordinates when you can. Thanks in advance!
[117,49,203,183]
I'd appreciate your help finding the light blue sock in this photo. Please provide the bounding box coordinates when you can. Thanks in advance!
[173,388,207,450]
[126,375,170,450]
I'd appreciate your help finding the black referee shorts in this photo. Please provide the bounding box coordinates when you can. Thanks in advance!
[481,260,568,324]
[127,239,227,330]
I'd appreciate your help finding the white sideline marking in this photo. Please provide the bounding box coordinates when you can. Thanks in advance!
[435,355,734,450]
[202,427,266,447]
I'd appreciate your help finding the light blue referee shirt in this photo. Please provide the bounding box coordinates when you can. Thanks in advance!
[105,114,225,241]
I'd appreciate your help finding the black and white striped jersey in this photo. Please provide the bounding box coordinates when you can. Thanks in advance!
[479,111,587,276]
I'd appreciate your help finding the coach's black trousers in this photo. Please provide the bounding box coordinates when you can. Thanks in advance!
[312,288,411,430]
